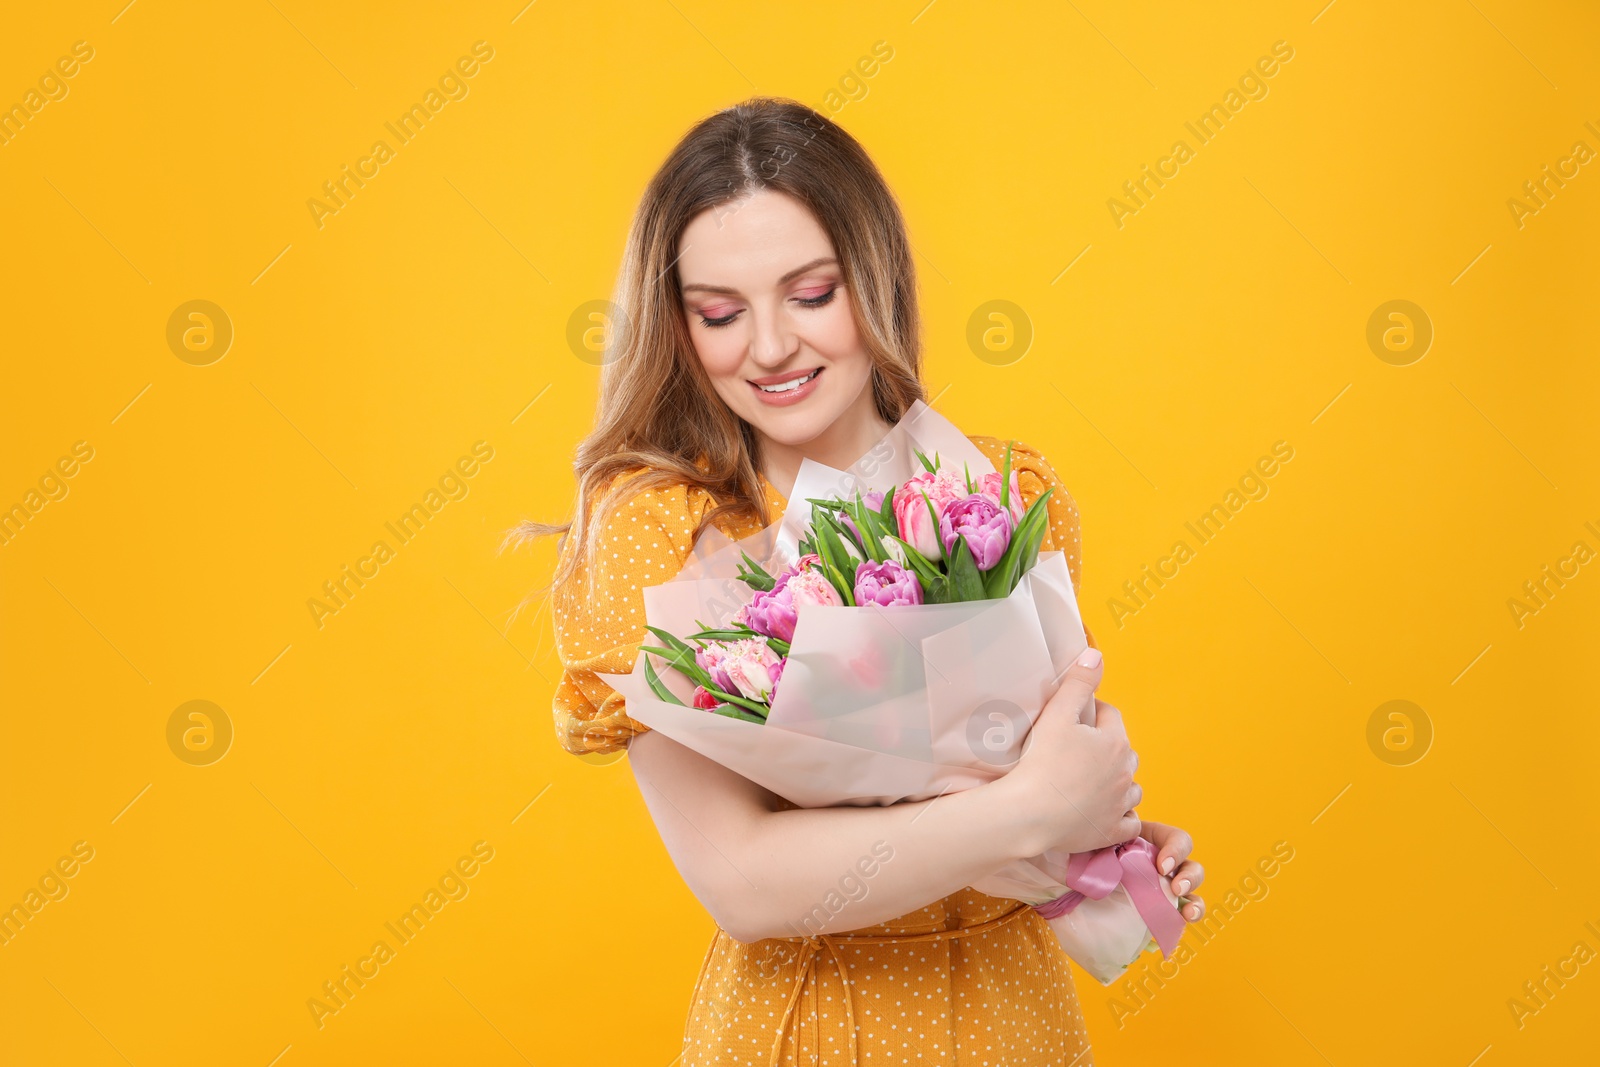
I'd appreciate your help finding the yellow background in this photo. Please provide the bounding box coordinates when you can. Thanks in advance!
[2,1,1596,1063]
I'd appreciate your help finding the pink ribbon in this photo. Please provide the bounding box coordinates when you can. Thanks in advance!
[1031,836,1186,957]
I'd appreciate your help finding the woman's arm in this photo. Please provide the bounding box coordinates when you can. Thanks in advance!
[626,649,1139,943]
[627,729,1031,942]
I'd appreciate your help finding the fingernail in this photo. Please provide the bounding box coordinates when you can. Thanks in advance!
[1184,905,1198,919]
[1160,857,1175,874]
[1174,879,1190,895]
[1076,647,1102,669]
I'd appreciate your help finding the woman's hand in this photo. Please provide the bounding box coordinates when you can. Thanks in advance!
[1141,819,1206,922]
[997,647,1142,857]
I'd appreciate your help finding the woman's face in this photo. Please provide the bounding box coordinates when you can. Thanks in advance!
[677,188,878,452]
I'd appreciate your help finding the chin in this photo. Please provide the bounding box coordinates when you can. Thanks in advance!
[748,410,841,448]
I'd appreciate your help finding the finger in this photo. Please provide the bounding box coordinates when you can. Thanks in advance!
[1136,820,1176,873]
[1151,826,1193,875]
[1090,699,1127,739]
[1051,647,1104,715]
[1170,860,1204,897]
[1180,894,1205,923]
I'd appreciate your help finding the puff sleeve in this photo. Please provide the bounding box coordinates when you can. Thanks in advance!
[549,472,714,756]
[970,436,1098,650]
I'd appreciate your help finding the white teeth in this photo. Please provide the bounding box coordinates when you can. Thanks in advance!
[757,369,819,393]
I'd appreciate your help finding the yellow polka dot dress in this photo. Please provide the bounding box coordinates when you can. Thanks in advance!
[550,435,1099,1065]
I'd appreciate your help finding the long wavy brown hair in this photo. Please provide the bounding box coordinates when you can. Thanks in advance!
[505,96,926,616]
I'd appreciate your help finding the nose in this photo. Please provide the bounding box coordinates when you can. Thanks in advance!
[750,303,800,369]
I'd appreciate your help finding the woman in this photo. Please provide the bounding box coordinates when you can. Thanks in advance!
[520,97,1207,1065]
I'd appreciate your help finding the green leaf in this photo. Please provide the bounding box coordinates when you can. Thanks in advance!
[640,649,718,701]
[685,627,788,656]
[813,516,860,605]
[883,534,937,580]
[1015,501,1049,574]
[1000,440,1014,511]
[920,490,945,561]
[638,644,707,685]
[685,626,753,642]
[981,485,1054,597]
[809,509,841,566]
[945,535,988,602]
[847,497,889,562]
[703,682,772,718]
[915,447,937,474]
[867,510,904,564]
[644,656,688,705]
[644,625,699,658]
[710,703,767,724]
[981,548,1025,599]
[879,485,897,526]
[981,562,1008,600]
[964,461,974,495]
[837,506,869,559]
[855,499,886,538]
[736,550,776,592]
[1014,485,1054,547]
[820,556,857,607]
[806,500,855,566]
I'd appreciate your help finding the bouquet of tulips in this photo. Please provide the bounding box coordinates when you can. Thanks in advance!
[637,443,1054,725]
[602,399,1184,983]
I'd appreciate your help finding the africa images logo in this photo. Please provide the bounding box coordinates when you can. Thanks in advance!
[306,42,495,230]
[1106,40,1296,229]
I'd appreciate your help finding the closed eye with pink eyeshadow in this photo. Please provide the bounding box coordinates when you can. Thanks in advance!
[695,284,839,329]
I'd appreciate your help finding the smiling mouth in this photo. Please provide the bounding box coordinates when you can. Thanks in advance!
[752,368,822,393]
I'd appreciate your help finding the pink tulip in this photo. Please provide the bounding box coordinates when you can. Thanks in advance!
[721,637,784,702]
[786,568,843,609]
[893,468,964,561]
[694,642,737,693]
[745,553,828,642]
[854,559,923,606]
[939,493,1012,571]
[978,470,1027,526]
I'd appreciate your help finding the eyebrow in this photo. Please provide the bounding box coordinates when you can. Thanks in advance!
[680,256,839,295]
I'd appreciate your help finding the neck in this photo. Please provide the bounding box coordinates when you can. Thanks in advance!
[757,387,894,502]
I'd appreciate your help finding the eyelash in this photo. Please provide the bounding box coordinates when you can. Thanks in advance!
[698,287,837,329]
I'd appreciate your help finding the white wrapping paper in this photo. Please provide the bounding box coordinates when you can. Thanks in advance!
[599,400,1178,983]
